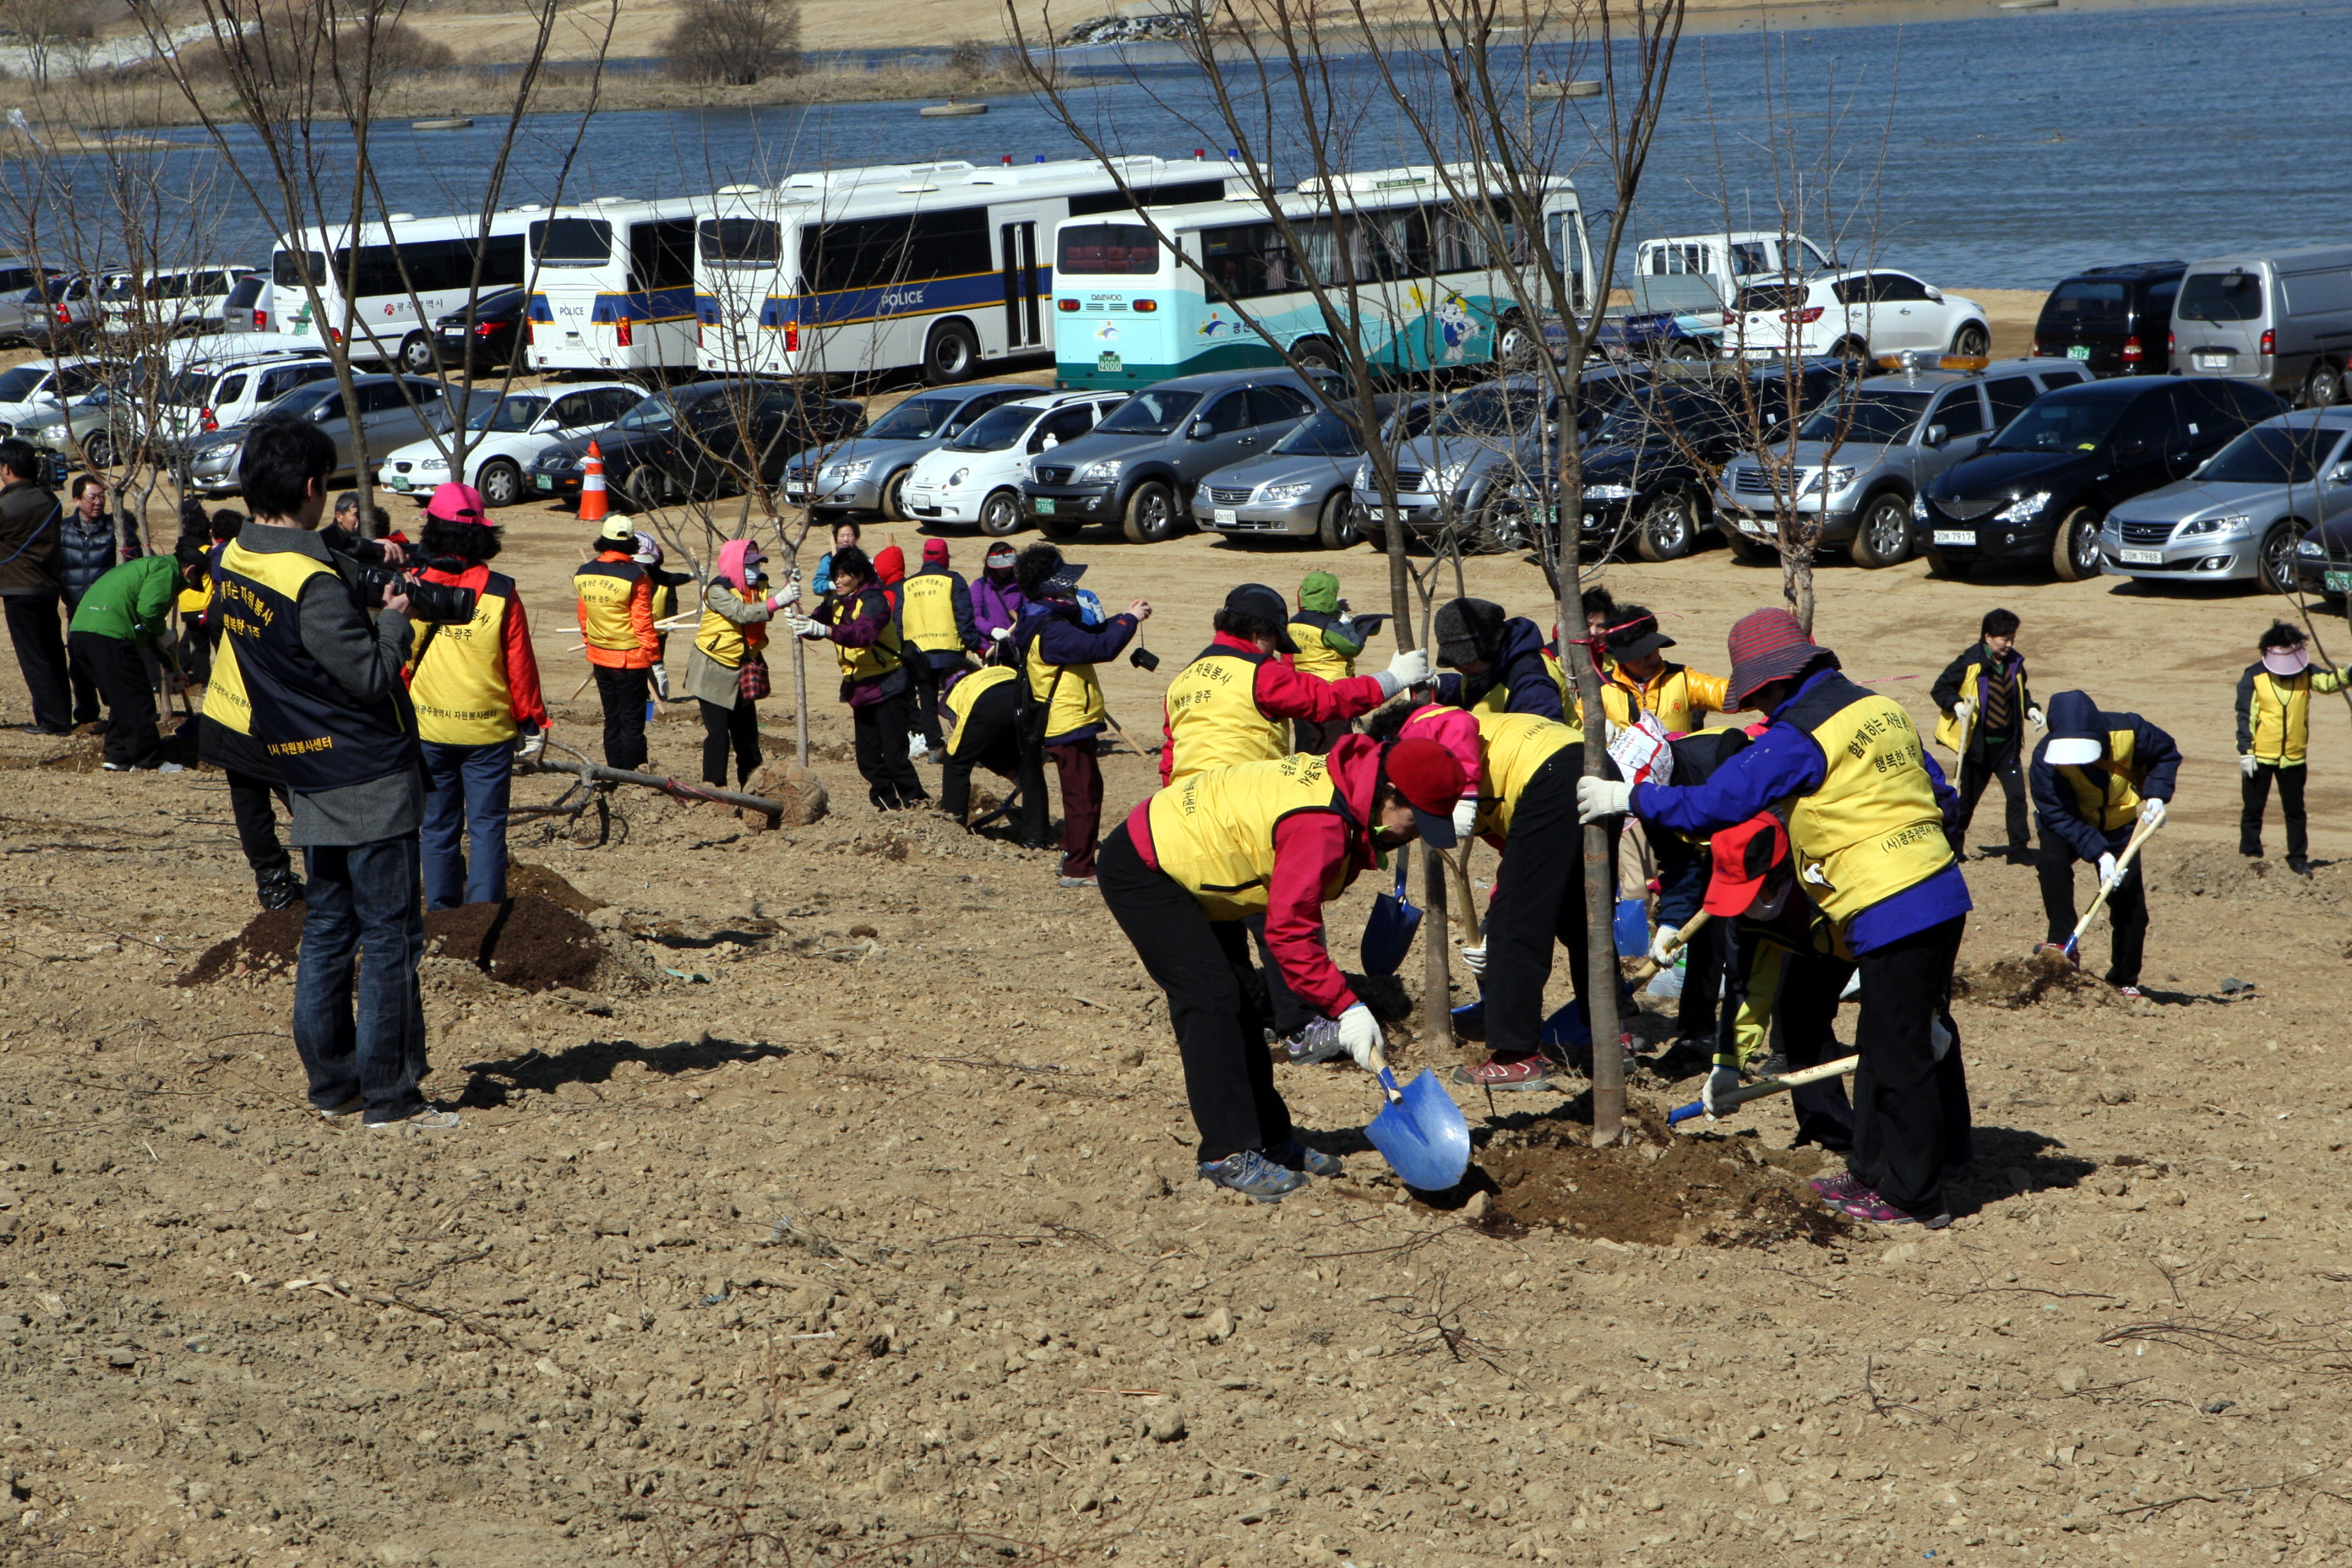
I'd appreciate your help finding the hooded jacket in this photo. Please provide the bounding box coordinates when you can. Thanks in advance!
[685,540,777,709]
[2029,690,2180,862]
[1017,595,1139,746]
[1435,615,1567,722]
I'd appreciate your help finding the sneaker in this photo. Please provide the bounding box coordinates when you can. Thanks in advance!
[1754,1052,1791,1080]
[2240,845,2265,858]
[1280,1017,1348,1065]
[157,762,187,774]
[316,1094,362,1121]
[2289,855,2313,877]
[1198,1149,1309,1203]
[1826,1184,1951,1228]
[2117,983,2145,1001]
[1454,1054,1552,1090]
[365,1108,461,1133]
[1267,1138,1343,1178]
[17,723,69,736]
[101,761,129,772]
[1056,875,1098,889]
[1809,1168,1867,1202]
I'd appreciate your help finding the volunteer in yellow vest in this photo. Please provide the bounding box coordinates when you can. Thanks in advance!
[1930,606,2042,863]
[402,484,548,911]
[1600,604,1731,736]
[997,544,1146,885]
[1582,608,1975,1229]
[938,662,1051,844]
[193,510,304,911]
[684,537,791,793]
[1099,734,1467,1203]
[901,537,985,757]
[778,544,930,811]
[632,530,693,703]
[2031,687,2179,996]
[574,514,658,772]
[1388,700,1624,1092]
[1428,596,1574,723]
[2237,620,2342,874]
[1286,570,1393,754]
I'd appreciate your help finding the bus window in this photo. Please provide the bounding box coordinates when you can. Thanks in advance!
[698,219,783,267]
[1057,223,1161,276]
[531,218,612,267]
[632,219,700,291]
[274,250,326,288]
[1200,222,1292,298]
[802,208,990,295]
[1544,210,1586,306]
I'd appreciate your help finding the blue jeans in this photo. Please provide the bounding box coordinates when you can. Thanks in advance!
[294,832,428,1124]
[420,739,513,911]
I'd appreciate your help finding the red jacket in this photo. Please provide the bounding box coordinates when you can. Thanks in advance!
[1158,630,1392,785]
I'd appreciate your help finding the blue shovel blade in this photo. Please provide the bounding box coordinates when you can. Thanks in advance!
[1366,1068,1472,1191]
[1359,893,1421,977]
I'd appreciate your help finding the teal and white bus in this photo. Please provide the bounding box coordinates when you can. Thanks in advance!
[1050,166,1592,390]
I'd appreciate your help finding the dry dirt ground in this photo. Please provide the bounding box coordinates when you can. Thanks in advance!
[6,312,2352,1568]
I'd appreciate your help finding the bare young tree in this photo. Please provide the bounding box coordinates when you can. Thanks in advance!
[664,0,803,86]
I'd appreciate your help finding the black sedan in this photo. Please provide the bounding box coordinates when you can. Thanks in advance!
[430,287,529,373]
[1913,374,2285,581]
[529,380,865,507]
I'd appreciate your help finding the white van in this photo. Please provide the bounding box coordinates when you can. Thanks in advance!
[153,348,338,446]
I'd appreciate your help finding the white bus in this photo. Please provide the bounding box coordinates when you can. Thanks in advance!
[524,195,708,375]
[270,206,545,374]
[1049,165,1592,390]
[692,154,1243,385]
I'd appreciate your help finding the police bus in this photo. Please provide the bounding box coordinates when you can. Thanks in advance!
[270,207,546,374]
[525,196,708,376]
[1050,166,1593,389]
[691,154,1243,386]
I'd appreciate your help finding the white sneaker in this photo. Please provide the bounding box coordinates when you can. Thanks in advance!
[157,762,187,774]
[366,1108,461,1132]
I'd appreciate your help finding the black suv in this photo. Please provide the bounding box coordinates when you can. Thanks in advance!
[2032,261,2185,378]
[1914,374,2285,580]
[532,380,865,507]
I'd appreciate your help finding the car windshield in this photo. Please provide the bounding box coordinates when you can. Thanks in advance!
[1590,390,1721,445]
[1435,385,1544,438]
[0,365,50,402]
[945,402,1041,452]
[1989,394,2123,453]
[1096,389,1198,434]
[864,396,965,442]
[1799,389,1932,445]
[2204,424,2336,485]
[463,393,549,433]
[1272,408,1369,457]
[2176,271,2263,323]
[1736,282,1808,315]
[615,393,678,431]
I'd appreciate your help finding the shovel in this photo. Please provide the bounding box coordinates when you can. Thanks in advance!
[1627,910,1710,985]
[1364,1060,1471,1190]
[1359,856,1421,977]
[2058,814,2161,962]
[1667,1053,1859,1127]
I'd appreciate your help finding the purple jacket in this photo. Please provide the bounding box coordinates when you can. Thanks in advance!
[819,584,909,708]
[971,570,1026,642]
[1020,597,1139,745]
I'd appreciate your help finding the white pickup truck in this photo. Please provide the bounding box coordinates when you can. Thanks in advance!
[1597,229,1835,357]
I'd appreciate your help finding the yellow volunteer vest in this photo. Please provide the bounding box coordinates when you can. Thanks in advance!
[1164,647,1284,782]
[1402,706,1578,840]
[1288,612,1356,681]
[203,627,253,734]
[2059,728,2145,831]
[178,572,210,615]
[1146,751,1354,919]
[945,664,1017,755]
[649,577,676,623]
[1776,674,1954,930]
[901,570,963,655]
[1022,619,1104,738]
[408,572,519,745]
[827,588,903,683]
[2249,670,2313,766]
[574,558,643,654]
[693,585,770,671]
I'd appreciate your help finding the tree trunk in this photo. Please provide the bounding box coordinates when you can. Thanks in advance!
[1783,544,1816,635]
[791,630,810,768]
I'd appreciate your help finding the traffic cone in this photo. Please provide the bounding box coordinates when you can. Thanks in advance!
[580,440,607,523]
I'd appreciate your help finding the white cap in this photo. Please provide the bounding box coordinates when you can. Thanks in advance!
[2044,738,2102,766]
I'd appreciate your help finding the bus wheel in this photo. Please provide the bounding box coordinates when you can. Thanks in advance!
[476,458,523,508]
[923,321,980,385]
[1122,480,1179,544]
[1494,317,1540,370]
[1292,337,1343,376]
[398,332,438,376]
[979,489,1023,537]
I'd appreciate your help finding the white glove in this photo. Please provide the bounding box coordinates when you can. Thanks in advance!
[1450,797,1479,840]
[2139,797,2166,830]
[516,730,545,763]
[1336,1004,1384,1072]
[990,625,1011,642]
[781,611,822,638]
[1930,1014,1954,1062]
[2240,753,2258,778]
[1458,943,1486,977]
[2097,852,2121,891]
[1702,1066,1742,1115]
[1575,776,1633,823]
[2029,705,2046,731]
[649,661,670,702]
[780,577,802,608]
[1953,698,1974,726]
[1648,924,1682,966]
[1377,646,1431,696]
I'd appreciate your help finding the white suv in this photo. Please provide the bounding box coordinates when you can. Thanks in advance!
[153,347,338,447]
[378,381,642,508]
[1722,269,1991,363]
[900,391,1129,536]
[96,265,253,341]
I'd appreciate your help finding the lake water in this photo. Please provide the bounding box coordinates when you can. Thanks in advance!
[12,0,2348,291]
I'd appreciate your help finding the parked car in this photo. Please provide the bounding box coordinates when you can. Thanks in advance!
[25,378,146,469]
[529,380,865,507]
[0,356,110,435]
[1195,395,1439,549]
[380,381,642,508]
[186,374,451,495]
[151,345,337,448]
[783,385,1040,520]
[2031,261,2184,377]
[2099,410,2352,594]
[1592,229,1833,361]
[218,273,270,333]
[429,286,531,373]
[1722,269,1990,363]
[29,274,100,344]
[901,391,1130,537]
[95,265,251,341]
[1019,370,1324,543]
[1714,358,2091,568]
[2172,248,2352,408]
[1912,374,2287,580]
[0,259,64,346]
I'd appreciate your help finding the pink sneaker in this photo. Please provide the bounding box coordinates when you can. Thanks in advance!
[1827,1185,1950,1229]
[1454,1055,1552,1091]
[1809,1168,1867,1201]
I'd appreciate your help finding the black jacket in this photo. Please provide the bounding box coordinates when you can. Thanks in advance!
[59,507,142,609]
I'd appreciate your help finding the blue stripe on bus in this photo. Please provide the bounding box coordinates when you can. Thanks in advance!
[691,267,1056,332]
[528,287,700,325]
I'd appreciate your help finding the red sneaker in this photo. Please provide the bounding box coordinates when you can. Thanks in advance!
[1454,1055,1552,1091]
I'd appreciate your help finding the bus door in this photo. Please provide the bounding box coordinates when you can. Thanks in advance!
[1000,220,1043,350]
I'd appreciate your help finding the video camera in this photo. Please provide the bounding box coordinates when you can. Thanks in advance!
[350,564,478,625]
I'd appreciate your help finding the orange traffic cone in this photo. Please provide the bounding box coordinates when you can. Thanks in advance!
[580,440,608,523]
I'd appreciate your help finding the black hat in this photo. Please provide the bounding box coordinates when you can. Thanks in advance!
[1223,583,1298,655]
[1434,597,1506,669]
[1604,604,1676,662]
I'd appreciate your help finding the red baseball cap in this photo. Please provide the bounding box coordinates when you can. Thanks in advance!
[1384,736,1469,849]
[1703,813,1789,917]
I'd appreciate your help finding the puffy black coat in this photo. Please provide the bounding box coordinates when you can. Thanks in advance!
[59,507,141,610]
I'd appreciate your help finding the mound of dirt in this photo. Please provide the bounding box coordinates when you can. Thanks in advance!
[176,906,306,985]
[1955,951,2123,1009]
[2164,841,2342,904]
[1475,1115,1850,1248]
[748,760,828,826]
[180,884,627,995]
[507,859,605,912]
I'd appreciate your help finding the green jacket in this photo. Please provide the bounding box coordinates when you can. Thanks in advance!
[67,554,178,647]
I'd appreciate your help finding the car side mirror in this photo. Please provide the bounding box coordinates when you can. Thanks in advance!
[2114,438,2147,460]
[2332,462,2352,487]
[1925,288,1944,304]
[533,419,561,434]
[1923,423,1947,448]
[1188,420,1213,440]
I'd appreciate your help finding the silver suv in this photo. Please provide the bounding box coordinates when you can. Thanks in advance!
[2100,409,2352,594]
[1712,358,2090,568]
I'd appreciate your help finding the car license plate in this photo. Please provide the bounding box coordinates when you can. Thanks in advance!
[2119,548,2164,565]
[2067,344,2093,361]
[1932,529,1974,546]
[2328,570,2352,593]
[783,485,806,502]
[1737,518,1770,536]
[2194,352,2232,370]
[1213,507,1237,526]
[389,476,411,491]
[1379,508,1407,524]
[535,474,553,491]
[1034,497,1056,516]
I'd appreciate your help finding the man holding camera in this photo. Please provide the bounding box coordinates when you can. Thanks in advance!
[212,418,449,1132]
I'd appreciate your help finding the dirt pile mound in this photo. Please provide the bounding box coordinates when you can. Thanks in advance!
[507,858,606,911]
[2163,842,2342,904]
[1474,1115,1851,1248]
[176,906,305,985]
[749,760,828,826]
[1955,951,2124,1009]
